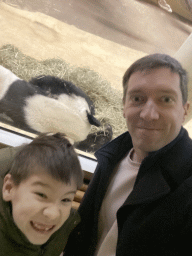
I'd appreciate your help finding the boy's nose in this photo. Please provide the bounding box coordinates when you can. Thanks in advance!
[140,100,159,121]
[43,205,60,220]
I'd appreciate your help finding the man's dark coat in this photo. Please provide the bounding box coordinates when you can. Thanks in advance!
[64,127,192,256]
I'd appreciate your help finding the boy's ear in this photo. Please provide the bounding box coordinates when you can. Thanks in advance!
[2,174,15,202]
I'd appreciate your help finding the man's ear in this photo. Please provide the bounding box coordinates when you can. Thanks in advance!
[2,174,15,202]
[183,101,190,122]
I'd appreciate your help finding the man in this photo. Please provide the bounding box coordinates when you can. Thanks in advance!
[64,53,192,256]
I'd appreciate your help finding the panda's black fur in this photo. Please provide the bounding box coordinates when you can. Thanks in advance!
[0,79,42,132]
[0,66,101,142]
[30,76,95,113]
[29,75,100,127]
[75,124,113,152]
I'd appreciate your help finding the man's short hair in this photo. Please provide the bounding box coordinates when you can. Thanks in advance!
[9,133,83,189]
[123,53,188,104]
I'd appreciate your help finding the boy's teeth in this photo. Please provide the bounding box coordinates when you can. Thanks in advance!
[32,222,54,231]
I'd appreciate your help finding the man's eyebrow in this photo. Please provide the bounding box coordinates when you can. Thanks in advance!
[127,89,143,95]
[128,88,178,95]
[156,88,178,93]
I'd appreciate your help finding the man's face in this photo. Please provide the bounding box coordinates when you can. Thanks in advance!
[123,68,189,161]
[3,172,77,245]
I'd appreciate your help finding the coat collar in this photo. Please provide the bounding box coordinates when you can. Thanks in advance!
[124,163,170,205]
[95,131,133,165]
[96,127,192,206]
[126,127,192,205]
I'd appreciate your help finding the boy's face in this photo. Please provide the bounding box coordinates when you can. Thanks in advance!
[2,172,77,245]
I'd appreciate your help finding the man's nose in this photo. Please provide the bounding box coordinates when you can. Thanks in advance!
[43,205,60,220]
[140,100,159,120]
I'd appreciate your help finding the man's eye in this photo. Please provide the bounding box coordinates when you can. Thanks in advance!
[134,96,141,101]
[130,96,144,103]
[162,96,173,103]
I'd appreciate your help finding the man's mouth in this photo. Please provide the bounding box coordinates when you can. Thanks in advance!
[138,127,162,130]
[30,221,55,233]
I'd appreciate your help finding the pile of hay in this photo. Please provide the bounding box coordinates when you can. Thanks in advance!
[0,44,127,140]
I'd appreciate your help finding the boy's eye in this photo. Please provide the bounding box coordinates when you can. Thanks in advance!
[62,198,72,203]
[35,192,47,199]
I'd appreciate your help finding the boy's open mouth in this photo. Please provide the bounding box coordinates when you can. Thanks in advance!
[30,221,55,233]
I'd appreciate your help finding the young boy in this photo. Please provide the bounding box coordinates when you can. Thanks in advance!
[0,133,83,256]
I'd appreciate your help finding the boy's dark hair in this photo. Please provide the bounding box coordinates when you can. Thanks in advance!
[9,133,83,189]
[123,53,188,105]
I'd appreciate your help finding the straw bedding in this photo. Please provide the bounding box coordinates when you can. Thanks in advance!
[0,44,127,143]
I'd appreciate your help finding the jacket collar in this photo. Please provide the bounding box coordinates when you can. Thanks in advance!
[96,127,192,206]
[95,131,133,165]
[126,127,192,205]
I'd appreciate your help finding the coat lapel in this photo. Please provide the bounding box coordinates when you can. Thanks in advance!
[94,132,133,210]
[124,163,170,205]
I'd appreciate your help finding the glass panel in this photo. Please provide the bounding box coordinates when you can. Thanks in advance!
[0,0,192,154]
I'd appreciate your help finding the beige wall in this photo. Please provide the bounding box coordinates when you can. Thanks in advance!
[174,33,192,136]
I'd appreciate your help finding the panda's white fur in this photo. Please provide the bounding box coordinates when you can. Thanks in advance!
[0,65,20,100]
[0,66,100,143]
[24,93,92,142]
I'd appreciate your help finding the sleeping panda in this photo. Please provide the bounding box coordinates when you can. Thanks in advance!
[0,65,100,143]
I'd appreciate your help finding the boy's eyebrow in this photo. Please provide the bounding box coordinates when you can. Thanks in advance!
[32,181,77,194]
[65,191,77,195]
[32,181,51,188]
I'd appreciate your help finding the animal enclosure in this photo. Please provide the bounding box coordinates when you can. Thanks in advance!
[0,44,127,153]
